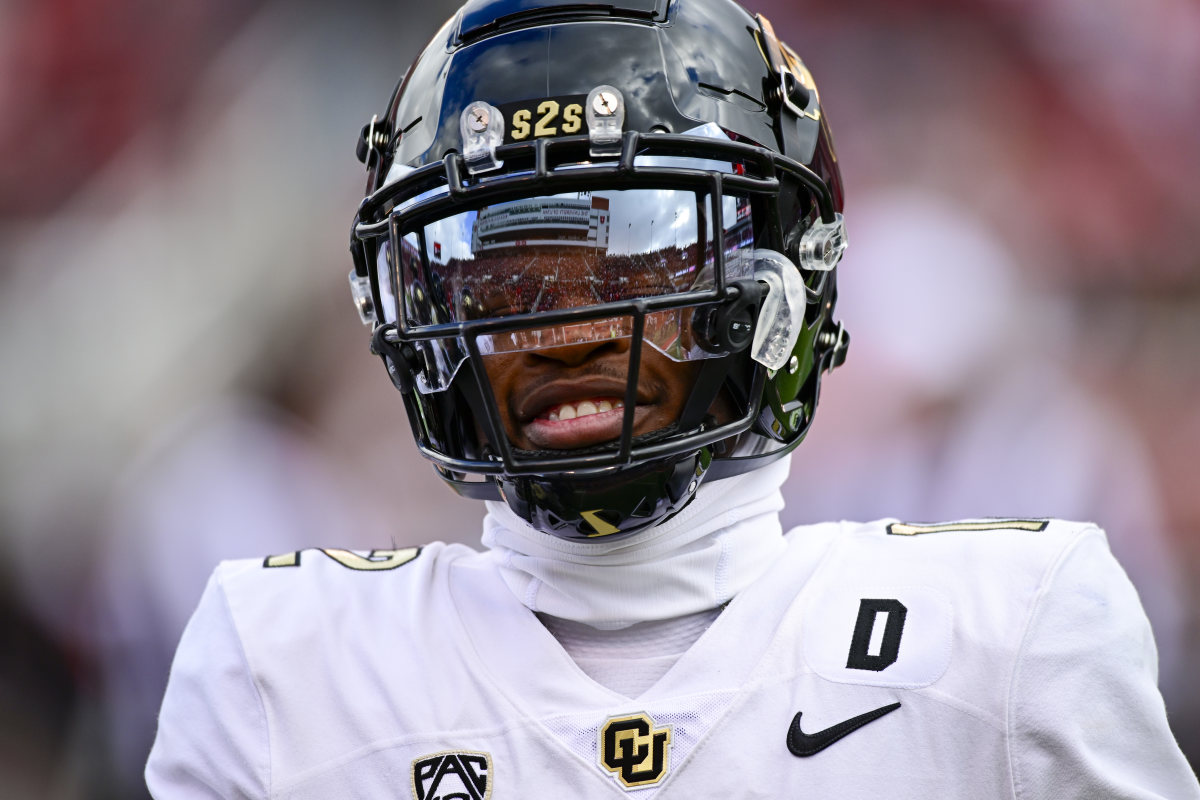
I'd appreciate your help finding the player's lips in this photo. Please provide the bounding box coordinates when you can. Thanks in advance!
[515,378,653,449]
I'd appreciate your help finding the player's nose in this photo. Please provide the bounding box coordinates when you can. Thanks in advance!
[528,321,632,367]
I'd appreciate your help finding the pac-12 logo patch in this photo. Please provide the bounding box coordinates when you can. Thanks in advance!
[600,712,672,788]
[411,750,491,800]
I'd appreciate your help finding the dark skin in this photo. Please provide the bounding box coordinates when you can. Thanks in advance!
[470,246,736,451]
[482,334,701,452]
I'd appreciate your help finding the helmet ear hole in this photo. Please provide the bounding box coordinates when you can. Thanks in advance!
[691,279,762,355]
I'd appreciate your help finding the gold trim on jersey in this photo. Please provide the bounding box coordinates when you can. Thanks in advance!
[887,519,1050,536]
[263,551,301,568]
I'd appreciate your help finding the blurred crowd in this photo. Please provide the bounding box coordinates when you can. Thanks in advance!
[1,0,1197,796]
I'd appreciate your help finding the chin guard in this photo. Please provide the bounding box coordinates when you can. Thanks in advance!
[500,448,709,540]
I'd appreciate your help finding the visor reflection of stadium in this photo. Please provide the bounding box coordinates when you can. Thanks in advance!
[388,188,753,392]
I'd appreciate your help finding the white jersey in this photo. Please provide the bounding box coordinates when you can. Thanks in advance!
[146,518,1198,799]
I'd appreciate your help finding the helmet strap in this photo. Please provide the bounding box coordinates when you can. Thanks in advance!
[677,354,736,434]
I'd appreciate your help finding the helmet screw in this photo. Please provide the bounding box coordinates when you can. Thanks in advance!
[787,354,800,374]
[592,90,619,117]
[466,105,490,133]
[789,409,803,429]
[687,480,698,493]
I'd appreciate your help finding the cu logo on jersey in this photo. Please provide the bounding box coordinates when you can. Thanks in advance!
[600,712,672,788]
[410,750,491,800]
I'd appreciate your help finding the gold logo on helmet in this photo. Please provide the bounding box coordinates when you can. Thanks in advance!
[498,95,587,144]
[580,509,622,537]
[599,713,672,788]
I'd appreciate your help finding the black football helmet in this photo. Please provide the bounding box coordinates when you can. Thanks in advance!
[349,0,848,540]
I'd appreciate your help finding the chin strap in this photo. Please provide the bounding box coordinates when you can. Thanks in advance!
[677,357,736,435]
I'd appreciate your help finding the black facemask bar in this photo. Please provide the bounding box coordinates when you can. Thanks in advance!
[352,131,838,256]
[353,130,837,485]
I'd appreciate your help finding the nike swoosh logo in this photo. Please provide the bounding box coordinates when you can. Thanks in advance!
[786,702,901,757]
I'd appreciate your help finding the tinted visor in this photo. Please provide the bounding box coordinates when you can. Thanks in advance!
[386,188,754,392]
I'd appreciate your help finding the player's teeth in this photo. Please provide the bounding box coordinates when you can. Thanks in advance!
[546,398,624,421]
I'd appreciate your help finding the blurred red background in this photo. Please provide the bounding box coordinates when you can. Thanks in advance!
[1,0,1196,795]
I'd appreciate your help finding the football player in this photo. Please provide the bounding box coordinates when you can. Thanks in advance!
[147,0,1199,797]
